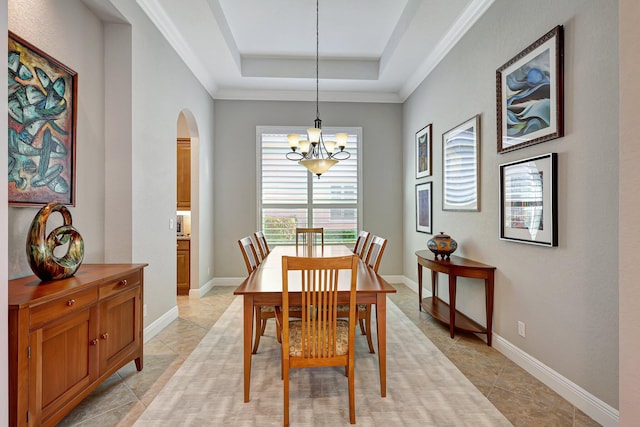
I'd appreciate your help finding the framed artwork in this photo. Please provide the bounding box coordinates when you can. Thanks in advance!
[415,182,432,234]
[442,115,480,211]
[496,25,564,153]
[499,153,558,246]
[415,123,432,178]
[8,31,78,206]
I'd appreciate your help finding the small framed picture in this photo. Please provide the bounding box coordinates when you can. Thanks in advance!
[442,115,480,211]
[499,152,558,246]
[416,124,432,178]
[415,182,432,234]
[497,25,564,153]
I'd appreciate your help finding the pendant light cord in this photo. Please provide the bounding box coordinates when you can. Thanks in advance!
[315,0,320,122]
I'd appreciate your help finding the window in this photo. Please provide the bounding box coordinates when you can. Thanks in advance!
[257,126,361,246]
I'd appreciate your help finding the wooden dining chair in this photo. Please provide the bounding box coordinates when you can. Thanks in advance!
[364,235,388,272]
[353,230,371,259]
[278,254,358,426]
[359,235,388,352]
[295,227,324,248]
[238,236,279,354]
[253,230,270,261]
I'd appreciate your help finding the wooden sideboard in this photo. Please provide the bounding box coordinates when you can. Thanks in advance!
[8,263,147,426]
[416,251,496,346]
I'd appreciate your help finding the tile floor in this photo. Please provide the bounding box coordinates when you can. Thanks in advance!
[58,284,601,426]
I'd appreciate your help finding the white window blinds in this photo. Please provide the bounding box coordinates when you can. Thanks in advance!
[258,127,361,245]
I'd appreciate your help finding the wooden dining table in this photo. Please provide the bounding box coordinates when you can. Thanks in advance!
[233,244,397,402]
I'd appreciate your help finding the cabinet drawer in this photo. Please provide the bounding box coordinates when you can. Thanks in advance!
[30,287,98,329]
[177,239,189,250]
[99,271,141,300]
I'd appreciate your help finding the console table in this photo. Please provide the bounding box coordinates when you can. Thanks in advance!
[416,251,496,346]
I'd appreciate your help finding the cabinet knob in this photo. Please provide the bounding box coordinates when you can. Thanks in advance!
[101,332,109,340]
[66,299,75,306]
[90,339,98,346]
[119,279,128,287]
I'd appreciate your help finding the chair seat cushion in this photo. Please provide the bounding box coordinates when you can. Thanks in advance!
[336,304,368,312]
[260,305,302,313]
[288,319,349,357]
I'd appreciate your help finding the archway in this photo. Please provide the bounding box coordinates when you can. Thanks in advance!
[176,110,200,296]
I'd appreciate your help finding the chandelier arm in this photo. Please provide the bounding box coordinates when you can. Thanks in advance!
[286,151,305,161]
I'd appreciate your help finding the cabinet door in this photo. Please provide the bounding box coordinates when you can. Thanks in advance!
[177,142,191,210]
[99,286,142,374]
[30,307,99,425]
[177,240,190,295]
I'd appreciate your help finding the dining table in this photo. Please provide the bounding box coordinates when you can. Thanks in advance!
[233,244,397,402]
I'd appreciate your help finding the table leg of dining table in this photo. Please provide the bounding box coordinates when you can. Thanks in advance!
[375,293,387,397]
[243,295,254,402]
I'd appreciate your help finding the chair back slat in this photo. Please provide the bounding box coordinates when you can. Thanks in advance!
[364,235,387,273]
[238,236,260,274]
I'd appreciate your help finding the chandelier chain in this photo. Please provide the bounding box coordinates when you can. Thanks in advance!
[315,0,320,122]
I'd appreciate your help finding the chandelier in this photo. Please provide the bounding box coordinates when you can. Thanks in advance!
[285,0,351,177]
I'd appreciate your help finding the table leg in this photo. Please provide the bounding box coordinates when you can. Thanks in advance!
[375,292,387,397]
[485,276,495,346]
[448,274,456,339]
[431,270,437,299]
[418,263,422,311]
[243,295,254,402]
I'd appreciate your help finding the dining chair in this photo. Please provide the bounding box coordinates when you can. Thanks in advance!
[238,236,279,354]
[295,227,324,249]
[353,230,371,259]
[358,235,388,352]
[278,254,358,426]
[253,230,270,261]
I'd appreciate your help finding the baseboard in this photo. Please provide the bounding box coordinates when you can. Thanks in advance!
[401,276,619,427]
[144,305,178,343]
[212,277,245,286]
[492,334,619,426]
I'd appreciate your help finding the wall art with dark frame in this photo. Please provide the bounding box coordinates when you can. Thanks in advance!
[8,31,78,206]
[496,25,563,153]
[499,152,557,247]
[415,123,432,178]
[442,114,480,211]
[415,181,432,234]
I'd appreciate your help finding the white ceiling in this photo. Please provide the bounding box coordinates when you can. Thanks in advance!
[137,0,495,103]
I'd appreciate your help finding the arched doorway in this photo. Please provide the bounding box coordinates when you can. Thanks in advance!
[176,110,200,296]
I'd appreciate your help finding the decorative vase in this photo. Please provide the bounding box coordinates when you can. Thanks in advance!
[26,202,84,281]
[427,232,457,260]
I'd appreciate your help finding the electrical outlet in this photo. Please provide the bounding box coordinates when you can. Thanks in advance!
[169,218,174,229]
[144,304,148,317]
[518,321,526,337]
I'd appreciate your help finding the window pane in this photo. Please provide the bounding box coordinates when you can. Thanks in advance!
[262,133,308,205]
[313,208,358,245]
[262,208,307,245]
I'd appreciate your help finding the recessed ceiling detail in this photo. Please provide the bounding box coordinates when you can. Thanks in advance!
[138,0,494,102]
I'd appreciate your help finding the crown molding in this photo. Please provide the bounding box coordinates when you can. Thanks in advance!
[399,0,496,101]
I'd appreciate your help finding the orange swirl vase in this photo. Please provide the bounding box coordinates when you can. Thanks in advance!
[26,202,84,281]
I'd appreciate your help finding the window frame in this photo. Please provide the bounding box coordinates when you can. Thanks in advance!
[256,125,363,245]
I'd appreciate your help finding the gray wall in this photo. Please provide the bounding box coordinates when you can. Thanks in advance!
[403,0,619,408]
[213,100,403,278]
[619,0,640,423]
[7,0,217,329]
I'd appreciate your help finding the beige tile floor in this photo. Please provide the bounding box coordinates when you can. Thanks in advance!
[58,284,601,426]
